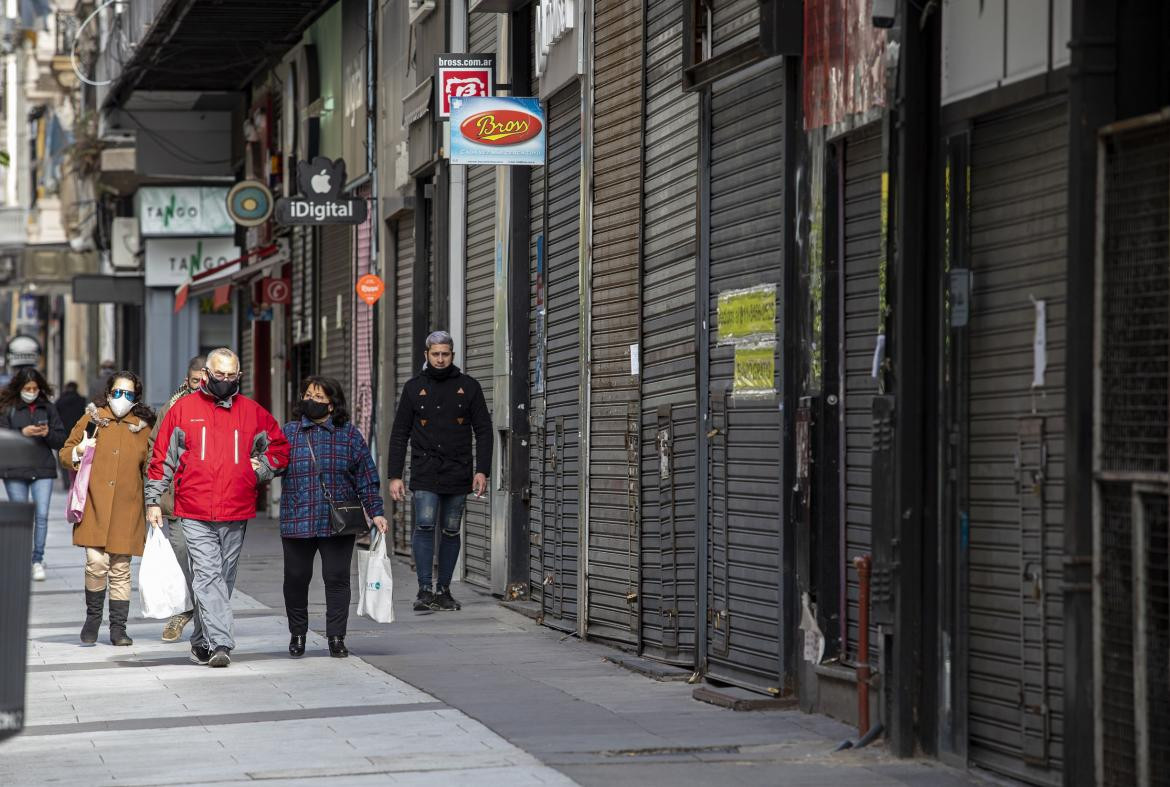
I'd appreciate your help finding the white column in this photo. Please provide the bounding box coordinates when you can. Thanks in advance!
[5,0,19,206]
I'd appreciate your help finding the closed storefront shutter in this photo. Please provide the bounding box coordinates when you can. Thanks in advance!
[533,81,582,631]
[353,184,374,440]
[319,224,353,393]
[840,124,882,668]
[965,97,1067,785]
[462,10,498,590]
[528,45,547,606]
[712,0,758,58]
[391,214,416,556]
[587,0,643,646]
[640,0,700,665]
[240,299,254,398]
[704,63,785,692]
[292,226,315,348]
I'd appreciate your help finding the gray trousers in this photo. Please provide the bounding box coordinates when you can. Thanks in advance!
[180,518,247,650]
[163,519,195,614]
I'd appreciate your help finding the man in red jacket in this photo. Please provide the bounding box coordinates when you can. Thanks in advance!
[146,348,289,668]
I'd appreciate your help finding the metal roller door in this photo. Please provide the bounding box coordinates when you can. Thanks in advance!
[712,0,758,59]
[462,10,498,590]
[319,223,353,393]
[840,125,882,668]
[533,81,582,631]
[353,185,374,439]
[965,97,1067,784]
[587,0,643,646]
[391,214,416,557]
[292,226,315,349]
[528,49,547,605]
[639,0,700,665]
[240,307,254,398]
[705,63,785,692]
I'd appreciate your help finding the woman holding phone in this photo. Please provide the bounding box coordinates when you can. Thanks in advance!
[0,368,67,581]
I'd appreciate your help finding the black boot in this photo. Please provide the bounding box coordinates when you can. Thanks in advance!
[108,599,133,646]
[80,589,104,644]
[289,635,306,658]
[328,636,348,658]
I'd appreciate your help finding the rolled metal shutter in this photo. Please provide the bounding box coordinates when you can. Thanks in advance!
[318,224,353,392]
[639,0,700,665]
[462,10,498,590]
[391,214,416,556]
[292,226,315,348]
[353,184,374,440]
[705,62,785,692]
[966,97,1067,784]
[841,124,882,668]
[536,81,582,631]
[528,38,547,604]
[240,299,254,398]
[586,0,643,646]
[712,0,758,59]
[1095,118,1170,787]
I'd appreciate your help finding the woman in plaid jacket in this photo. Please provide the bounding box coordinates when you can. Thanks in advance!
[279,376,388,659]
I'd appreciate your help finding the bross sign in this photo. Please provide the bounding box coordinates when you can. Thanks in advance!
[459,110,543,145]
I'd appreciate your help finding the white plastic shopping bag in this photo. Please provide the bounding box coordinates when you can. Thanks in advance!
[357,531,395,623]
[139,527,190,619]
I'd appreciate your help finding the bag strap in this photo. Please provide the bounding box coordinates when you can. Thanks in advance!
[303,431,335,504]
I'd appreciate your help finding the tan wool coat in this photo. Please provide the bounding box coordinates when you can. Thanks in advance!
[60,403,153,557]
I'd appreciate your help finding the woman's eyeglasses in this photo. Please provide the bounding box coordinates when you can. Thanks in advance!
[110,389,137,403]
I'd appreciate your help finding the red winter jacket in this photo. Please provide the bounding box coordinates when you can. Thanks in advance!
[146,389,289,522]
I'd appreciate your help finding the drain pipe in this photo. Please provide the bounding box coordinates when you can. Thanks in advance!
[854,554,873,737]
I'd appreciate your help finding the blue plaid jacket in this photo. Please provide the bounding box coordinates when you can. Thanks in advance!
[278,417,385,538]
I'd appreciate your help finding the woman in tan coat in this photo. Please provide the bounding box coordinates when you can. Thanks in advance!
[60,371,156,646]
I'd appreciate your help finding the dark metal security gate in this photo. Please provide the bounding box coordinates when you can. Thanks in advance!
[461,10,499,590]
[586,0,643,647]
[639,0,700,665]
[704,62,785,692]
[963,97,1067,785]
[319,223,353,393]
[391,214,415,556]
[353,184,374,440]
[840,124,882,668]
[531,81,582,631]
[1093,112,1170,787]
[291,225,316,399]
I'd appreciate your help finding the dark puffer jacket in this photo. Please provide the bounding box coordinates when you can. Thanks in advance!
[387,365,492,495]
[0,396,67,479]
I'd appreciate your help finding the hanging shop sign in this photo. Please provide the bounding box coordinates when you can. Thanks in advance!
[435,53,496,118]
[137,186,233,237]
[716,283,778,344]
[450,96,546,166]
[262,277,291,305]
[144,237,241,287]
[226,180,275,227]
[275,157,369,225]
[356,273,385,305]
[732,341,777,398]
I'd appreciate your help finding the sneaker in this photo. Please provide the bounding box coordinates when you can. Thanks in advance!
[208,646,231,668]
[161,611,194,642]
[433,587,462,611]
[189,644,212,665]
[31,562,45,581]
[413,589,437,614]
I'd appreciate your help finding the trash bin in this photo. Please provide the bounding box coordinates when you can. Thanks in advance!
[0,430,41,744]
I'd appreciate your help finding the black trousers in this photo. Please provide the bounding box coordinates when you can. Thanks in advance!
[282,534,356,638]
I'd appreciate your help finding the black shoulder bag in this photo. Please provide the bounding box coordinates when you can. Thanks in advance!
[305,432,369,536]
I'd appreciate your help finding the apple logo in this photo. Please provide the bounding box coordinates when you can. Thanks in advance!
[311,168,331,194]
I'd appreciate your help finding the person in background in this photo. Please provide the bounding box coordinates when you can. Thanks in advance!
[55,381,87,491]
[388,330,491,614]
[0,368,67,581]
[152,355,206,643]
[146,348,289,668]
[60,372,155,645]
[88,359,116,402]
[279,376,388,659]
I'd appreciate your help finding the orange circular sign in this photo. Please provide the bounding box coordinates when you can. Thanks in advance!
[356,273,385,306]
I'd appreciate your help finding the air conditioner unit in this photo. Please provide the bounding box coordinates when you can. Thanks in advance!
[409,0,437,26]
[110,217,140,269]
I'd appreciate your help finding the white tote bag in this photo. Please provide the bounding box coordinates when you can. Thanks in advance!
[139,527,191,619]
[357,531,395,623]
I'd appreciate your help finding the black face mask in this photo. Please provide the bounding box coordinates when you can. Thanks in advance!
[204,377,240,401]
[301,399,331,421]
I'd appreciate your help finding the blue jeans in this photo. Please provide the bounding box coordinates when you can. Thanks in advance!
[5,478,54,563]
[411,491,466,591]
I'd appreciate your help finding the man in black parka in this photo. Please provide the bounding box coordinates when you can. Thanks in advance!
[388,330,491,613]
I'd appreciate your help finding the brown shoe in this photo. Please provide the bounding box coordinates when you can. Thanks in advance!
[161,611,194,642]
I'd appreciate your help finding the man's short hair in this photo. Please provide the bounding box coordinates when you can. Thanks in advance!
[187,355,207,375]
[206,348,240,369]
[64,381,78,392]
[425,330,454,350]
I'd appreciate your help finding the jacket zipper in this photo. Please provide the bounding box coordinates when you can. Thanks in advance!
[201,426,206,461]
[234,428,239,465]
